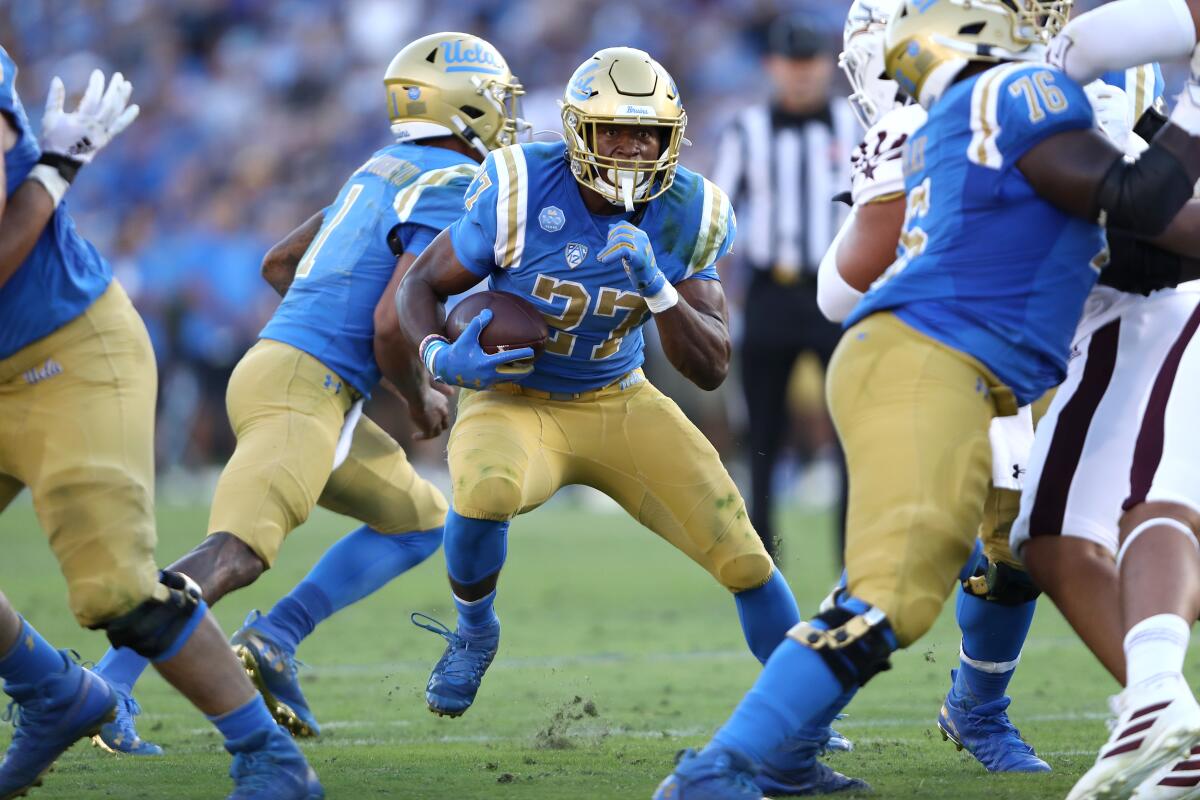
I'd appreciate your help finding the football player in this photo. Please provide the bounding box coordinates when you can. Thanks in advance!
[1047,0,1199,86]
[825,0,1170,776]
[89,32,518,750]
[655,0,1200,796]
[396,47,859,796]
[0,51,321,798]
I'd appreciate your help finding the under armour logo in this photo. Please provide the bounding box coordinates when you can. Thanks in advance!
[324,374,342,394]
[1012,464,1026,481]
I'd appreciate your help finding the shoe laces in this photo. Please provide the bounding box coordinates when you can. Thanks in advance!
[411,613,494,681]
[961,698,1036,751]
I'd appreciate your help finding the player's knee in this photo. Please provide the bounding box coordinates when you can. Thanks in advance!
[91,571,207,662]
[716,552,774,592]
[788,595,897,690]
[454,471,523,521]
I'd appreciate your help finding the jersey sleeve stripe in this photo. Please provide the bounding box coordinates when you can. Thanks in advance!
[969,66,1007,169]
[1126,64,1157,121]
[688,179,730,276]
[494,146,528,270]
[393,164,476,223]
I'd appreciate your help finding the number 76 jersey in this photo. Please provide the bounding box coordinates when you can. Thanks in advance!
[846,63,1106,406]
[448,141,735,394]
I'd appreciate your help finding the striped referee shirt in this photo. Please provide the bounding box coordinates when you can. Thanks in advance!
[712,99,858,281]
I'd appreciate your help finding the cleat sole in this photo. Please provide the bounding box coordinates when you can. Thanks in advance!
[234,645,317,739]
[1088,727,1200,800]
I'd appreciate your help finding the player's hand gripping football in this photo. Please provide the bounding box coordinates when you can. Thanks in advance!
[420,309,534,389]
[598,222,678,313]
[41,69,139,165]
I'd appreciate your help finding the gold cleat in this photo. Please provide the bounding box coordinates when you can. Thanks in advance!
[233,644,317,739]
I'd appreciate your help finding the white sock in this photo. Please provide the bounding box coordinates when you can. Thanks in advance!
[1124,613,1191,688]
[1050,0,1197,85]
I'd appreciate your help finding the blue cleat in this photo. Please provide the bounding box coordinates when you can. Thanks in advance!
[0,651,117,799]
[411,613,499,718]
[938,670,1050,773]
[758,732,870,796]
[91,684,163,756]
[231,612,319,738]
[225,726,324,800]
[654,747,764,800]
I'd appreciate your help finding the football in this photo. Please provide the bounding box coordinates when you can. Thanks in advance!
[445,290,549,359]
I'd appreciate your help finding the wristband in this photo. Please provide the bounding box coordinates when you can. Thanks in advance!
[419,334,449,377]
[27,164,70,207]
[644,282,679,314]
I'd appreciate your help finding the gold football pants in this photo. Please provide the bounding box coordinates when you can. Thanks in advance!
[829,313,1018,646]
[207,339,447,566]
[447,371,773,592]
[0,282,161,626]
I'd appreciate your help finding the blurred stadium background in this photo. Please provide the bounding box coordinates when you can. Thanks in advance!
[0,0,1191,521]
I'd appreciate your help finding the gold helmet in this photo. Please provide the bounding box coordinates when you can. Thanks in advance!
[560,47,687,211]
[884,0,1064,108]
[384,32,526,157]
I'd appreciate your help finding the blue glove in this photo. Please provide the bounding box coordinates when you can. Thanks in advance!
[421,309,534,389]
[598,222,668,296]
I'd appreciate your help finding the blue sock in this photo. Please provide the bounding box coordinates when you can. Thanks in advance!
[951,588,1036,708]
[94,647,151,692]
[252,525,443,654]
[712,638,847,763]
[0,618,66,687]
[443,508,507,633]
[207,694,279,744]
[443,509,508,585]
[454,590,498,633]
[734,570,801,663]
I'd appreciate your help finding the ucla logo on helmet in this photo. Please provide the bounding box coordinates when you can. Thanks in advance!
[538,206,566,232]
[564,242,589,269]
[569,62,601,101]
[440,40,503,75]
[617,104,656,117]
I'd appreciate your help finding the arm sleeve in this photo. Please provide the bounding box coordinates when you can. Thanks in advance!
[393,223,440,257]
[391,167,477,258]
[1049,0,1195,85]
[816,211,865,323]
[447,154,502,277]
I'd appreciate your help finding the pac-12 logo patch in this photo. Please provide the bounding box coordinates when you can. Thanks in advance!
[539,206,565,232]
[564,242,589,269]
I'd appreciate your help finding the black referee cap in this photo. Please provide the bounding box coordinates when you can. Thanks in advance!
[765,14,828,59]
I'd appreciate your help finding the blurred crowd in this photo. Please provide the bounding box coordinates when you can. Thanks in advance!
[0,0,1190,488]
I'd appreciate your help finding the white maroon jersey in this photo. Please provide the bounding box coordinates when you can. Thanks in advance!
[849,103,926,206]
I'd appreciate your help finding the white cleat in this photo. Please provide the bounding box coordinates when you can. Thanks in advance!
[1132,745,1200,799]
[1068,675,1200,800]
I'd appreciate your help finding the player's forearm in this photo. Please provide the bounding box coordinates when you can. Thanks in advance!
[261,210,324,297]
[0,179,57,290]
[1049,0,1197,84]
[1151,200,1200,260]
[373,324,431,406]
[655,300,731,391]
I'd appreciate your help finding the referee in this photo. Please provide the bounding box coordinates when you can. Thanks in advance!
[713,15,857,560]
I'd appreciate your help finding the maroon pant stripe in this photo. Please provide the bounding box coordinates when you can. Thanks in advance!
[1029,320,1121,538]
[1126,303,1200,510]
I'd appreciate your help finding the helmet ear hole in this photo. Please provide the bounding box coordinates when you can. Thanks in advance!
[460,105,485,119]
[958,22,986,35]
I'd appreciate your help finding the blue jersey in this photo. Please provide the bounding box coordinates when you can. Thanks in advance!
[260,143,478,397]
[846,63,1106,405]
[1100,63,1166,121]
[449,142,734,393]
[0,46,112,359]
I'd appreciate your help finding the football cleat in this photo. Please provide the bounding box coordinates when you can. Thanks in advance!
[1132,745,1200,799]
[411,613,499,718]
[91,684,163,756]
[758,733,869,796]
[224,726,324,800]
[0,651,116,800]
[1068,674,1200,800]
[653,747,764,800]
[231,612,319,738]
[938,671,1049,773]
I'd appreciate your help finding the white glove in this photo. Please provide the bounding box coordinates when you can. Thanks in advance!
[40,69,139,165]
[1084,80,1132,153]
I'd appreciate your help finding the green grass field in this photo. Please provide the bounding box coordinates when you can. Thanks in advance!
[0,499,1182,799]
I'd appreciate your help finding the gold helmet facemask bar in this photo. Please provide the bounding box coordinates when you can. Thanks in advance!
[563,109,686,211]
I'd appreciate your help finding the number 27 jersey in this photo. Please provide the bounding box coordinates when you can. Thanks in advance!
[449,141,735,394]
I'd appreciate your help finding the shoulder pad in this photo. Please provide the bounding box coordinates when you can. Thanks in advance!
[851,105,926,206]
